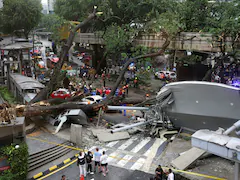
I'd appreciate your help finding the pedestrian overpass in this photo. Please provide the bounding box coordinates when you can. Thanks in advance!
[74,32,237,52]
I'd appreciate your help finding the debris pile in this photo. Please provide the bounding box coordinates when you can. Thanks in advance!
[0,103,16,125]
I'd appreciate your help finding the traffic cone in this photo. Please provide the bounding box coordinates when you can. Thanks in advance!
[80,175,84,180]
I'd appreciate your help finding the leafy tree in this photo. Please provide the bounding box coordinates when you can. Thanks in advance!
[103,24,136,55]
[206,0,240,52]
[54,0,96,21]
[1,0,42,39]
[38,14,66,43]
[179,0,209,32]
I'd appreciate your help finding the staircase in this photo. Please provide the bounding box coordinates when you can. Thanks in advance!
[28,141,73,172]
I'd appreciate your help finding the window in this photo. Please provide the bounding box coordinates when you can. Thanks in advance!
[85,97,94,101]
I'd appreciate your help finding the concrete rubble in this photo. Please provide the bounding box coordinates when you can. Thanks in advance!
[171,147,206,170]
[91,128,130,142]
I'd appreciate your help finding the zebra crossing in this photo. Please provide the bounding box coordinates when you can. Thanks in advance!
[89,137,167,173]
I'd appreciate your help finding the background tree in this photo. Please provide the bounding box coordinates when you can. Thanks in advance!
[38,14,66,43]
[1,0,42,39]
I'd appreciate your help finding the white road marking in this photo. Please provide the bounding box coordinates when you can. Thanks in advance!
[142,138,165,172]
[118,137,137,150]
[106,141,119,147]
[117,154,133,167]
[144,139,165,157]
[130,158,145,170]
[107,152,118,163]
[131,138,151,153]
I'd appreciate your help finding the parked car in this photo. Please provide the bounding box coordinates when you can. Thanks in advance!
[155,71,176,80]
[78,95,103,105]
[50,88,73,99]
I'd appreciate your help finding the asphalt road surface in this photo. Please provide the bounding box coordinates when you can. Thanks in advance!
[44,163,153,180]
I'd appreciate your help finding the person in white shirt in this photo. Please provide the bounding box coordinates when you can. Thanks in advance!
[77,151,86,177]
[100,151,108,176]
[167,169,174,180]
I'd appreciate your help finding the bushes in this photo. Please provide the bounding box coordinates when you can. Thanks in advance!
[0,143,29,180]
[0,87,16,104]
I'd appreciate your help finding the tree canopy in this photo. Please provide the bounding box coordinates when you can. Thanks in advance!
[0,0,42,38]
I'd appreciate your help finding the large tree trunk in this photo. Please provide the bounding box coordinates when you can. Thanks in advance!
[30,9,97,104]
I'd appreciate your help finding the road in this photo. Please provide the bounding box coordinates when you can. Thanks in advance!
[44,163,153,180]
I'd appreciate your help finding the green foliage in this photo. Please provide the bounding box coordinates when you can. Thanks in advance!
[0,87,16,104]
[136,70,151,86]
[178,0,209,32]
[0,143,29,180]
[176,55,202,65]
[103,24,137,54]
[1,0,42,38]
[54,0,96,21]
[38,14,66,43]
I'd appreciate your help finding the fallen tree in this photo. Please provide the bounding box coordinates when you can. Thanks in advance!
[30,8,98,104]
[11,6,171,119]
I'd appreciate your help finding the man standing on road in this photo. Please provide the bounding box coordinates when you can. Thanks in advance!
[167,169,174,180]
[77,151,86,177]
[155,165,164,180]
[94,148,102,173]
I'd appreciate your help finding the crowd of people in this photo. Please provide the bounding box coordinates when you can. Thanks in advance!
[60,148,175,180]
[211,63,239,86]
[77,148,109,178]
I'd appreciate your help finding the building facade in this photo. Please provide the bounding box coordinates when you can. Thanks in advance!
[0,0,3,8]
[41,0,56,14]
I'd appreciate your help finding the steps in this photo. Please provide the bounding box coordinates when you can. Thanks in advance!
[28,141,73,172]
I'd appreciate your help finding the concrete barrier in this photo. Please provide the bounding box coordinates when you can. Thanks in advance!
[70,124,82,147]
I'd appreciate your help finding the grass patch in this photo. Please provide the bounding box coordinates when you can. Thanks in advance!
[0,86,16,104]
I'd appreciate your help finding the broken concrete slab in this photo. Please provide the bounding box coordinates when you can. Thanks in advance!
[171,147,205,170]
[91,128,111,137]
[96,131,130,142]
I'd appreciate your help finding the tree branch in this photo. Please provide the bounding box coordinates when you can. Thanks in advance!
[30,8,97,104]
[103,31,170,104]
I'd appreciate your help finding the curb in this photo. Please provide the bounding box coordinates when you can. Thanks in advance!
[29,154,78,180]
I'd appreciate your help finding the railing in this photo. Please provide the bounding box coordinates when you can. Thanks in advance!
[74,32,238,52]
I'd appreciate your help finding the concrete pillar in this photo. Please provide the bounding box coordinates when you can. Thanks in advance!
[70,124,82,147]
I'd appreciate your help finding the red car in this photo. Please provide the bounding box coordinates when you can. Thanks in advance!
[50,88,72,99]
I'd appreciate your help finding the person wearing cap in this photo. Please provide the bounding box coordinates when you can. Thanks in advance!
[155,165,164,180]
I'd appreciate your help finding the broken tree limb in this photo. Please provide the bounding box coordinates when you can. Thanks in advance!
[30,8,97,104]
[21,102,106,117]
[104,31,170,103]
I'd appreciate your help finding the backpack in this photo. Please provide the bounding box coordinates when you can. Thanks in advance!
[86,154,92,163]
[77,156,85,165]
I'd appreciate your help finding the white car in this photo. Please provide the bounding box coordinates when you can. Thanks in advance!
[156,71,176,80]
[79,95,103,105]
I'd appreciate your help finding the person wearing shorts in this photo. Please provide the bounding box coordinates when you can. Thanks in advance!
[94,148,102,173]
[100,151,108,176]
